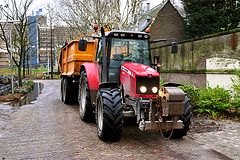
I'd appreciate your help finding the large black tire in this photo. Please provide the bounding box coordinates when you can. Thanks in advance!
[162,95,192,139]
[61,77,64,102]
[62,77,72,104]
[78,70,94,121]
[96,88,124,141]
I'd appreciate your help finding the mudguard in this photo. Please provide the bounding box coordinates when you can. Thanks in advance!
[162,83,183,87]
[81,63,100,90]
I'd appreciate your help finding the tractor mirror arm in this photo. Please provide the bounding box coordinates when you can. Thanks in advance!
[150,38,178,54]
[150,38,177,43]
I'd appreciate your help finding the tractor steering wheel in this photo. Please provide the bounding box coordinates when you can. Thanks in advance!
[122,56,137,63]
[120,52,136,63]
[121,52,133,57]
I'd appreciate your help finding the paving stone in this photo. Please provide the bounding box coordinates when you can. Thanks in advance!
[0,80,236,159]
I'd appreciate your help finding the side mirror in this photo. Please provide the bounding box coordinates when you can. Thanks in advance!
[171,42,178,54]
[78,39,87,51]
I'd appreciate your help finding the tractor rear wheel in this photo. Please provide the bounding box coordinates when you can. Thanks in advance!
[162,95,192,139]
[78,70,94,121]
[96,88,124,141]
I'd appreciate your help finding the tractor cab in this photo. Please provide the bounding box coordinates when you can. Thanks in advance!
[94,30,151,83]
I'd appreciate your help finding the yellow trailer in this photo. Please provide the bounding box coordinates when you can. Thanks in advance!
[58,39,97,76]
[58,26,110,104]
[58,38,98,104]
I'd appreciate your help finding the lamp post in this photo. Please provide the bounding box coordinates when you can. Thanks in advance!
[7,20,21,99]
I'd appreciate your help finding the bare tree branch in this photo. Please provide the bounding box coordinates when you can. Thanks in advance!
[50,0,146,37]
[0,0,34,86]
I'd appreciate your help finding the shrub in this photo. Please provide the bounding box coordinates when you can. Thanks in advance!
[159,76,166,87]
[178,85,200,107]
[14,80,34,94]
[23,80,34,88]
[179,84,236,117]
[231,70,240,110]
[197,85,234,117]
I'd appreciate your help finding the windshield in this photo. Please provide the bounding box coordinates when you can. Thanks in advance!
[110,38,150,66]
[108,38,150,82]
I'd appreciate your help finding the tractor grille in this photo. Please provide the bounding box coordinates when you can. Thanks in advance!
[136,76,159,94]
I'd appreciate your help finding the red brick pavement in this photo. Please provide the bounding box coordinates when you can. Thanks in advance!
[0,80,230,159]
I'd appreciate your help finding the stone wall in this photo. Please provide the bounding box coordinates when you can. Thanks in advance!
[160,72,206,88]
[151,29,240,87]
[151,29,240,71]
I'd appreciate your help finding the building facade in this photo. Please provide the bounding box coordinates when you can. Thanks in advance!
[0,49,9,68]
[0,14,77,69]
[150,1,184,44]
[0,22,19,68]
[27,15,72,69]
[28,16,38,67]
[138,0,184,47]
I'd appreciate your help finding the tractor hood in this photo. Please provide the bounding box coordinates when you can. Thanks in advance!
[121,63,160,78]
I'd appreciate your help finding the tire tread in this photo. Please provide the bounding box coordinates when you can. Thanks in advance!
[96,88,124,141]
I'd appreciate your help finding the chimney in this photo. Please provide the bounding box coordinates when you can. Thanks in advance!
[147,3,151,21]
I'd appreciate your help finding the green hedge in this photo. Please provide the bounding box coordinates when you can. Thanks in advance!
[14,80,34,94]
[178,70,240,117]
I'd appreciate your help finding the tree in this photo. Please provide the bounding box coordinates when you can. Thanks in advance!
[0,0,34,86]
[51,0,146,38]
[182,0,240,39]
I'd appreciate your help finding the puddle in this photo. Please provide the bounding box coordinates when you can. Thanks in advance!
[7,82,44,107]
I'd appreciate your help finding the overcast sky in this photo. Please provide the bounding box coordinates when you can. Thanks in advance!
[0,0,168,21]
[30,0,164,15]
[0,0,164,16]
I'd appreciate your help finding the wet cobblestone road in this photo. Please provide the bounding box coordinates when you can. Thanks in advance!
[0,80,232,159]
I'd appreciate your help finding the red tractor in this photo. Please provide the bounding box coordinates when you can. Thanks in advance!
[78,27,192,141]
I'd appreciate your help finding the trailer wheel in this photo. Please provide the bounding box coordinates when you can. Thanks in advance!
[62,77,73,104]
[162,95,192,139]
[96,88,124,141]
[78,70,94,121]
[61,77,64,102]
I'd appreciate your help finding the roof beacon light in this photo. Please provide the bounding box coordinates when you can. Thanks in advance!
[145,28,150,33]
[94,24,98,31]
[120,33,125,37]
[114,33,119,36]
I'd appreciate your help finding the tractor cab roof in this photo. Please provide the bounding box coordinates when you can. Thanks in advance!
[105,30,150,39]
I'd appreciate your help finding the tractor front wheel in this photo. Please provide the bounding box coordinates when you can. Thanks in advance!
[96,88,124,141]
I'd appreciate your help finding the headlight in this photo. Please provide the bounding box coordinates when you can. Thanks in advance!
[152,87,158,93]
[140,86,147,93]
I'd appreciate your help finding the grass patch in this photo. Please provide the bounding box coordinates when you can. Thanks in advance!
[0,69,60,80]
